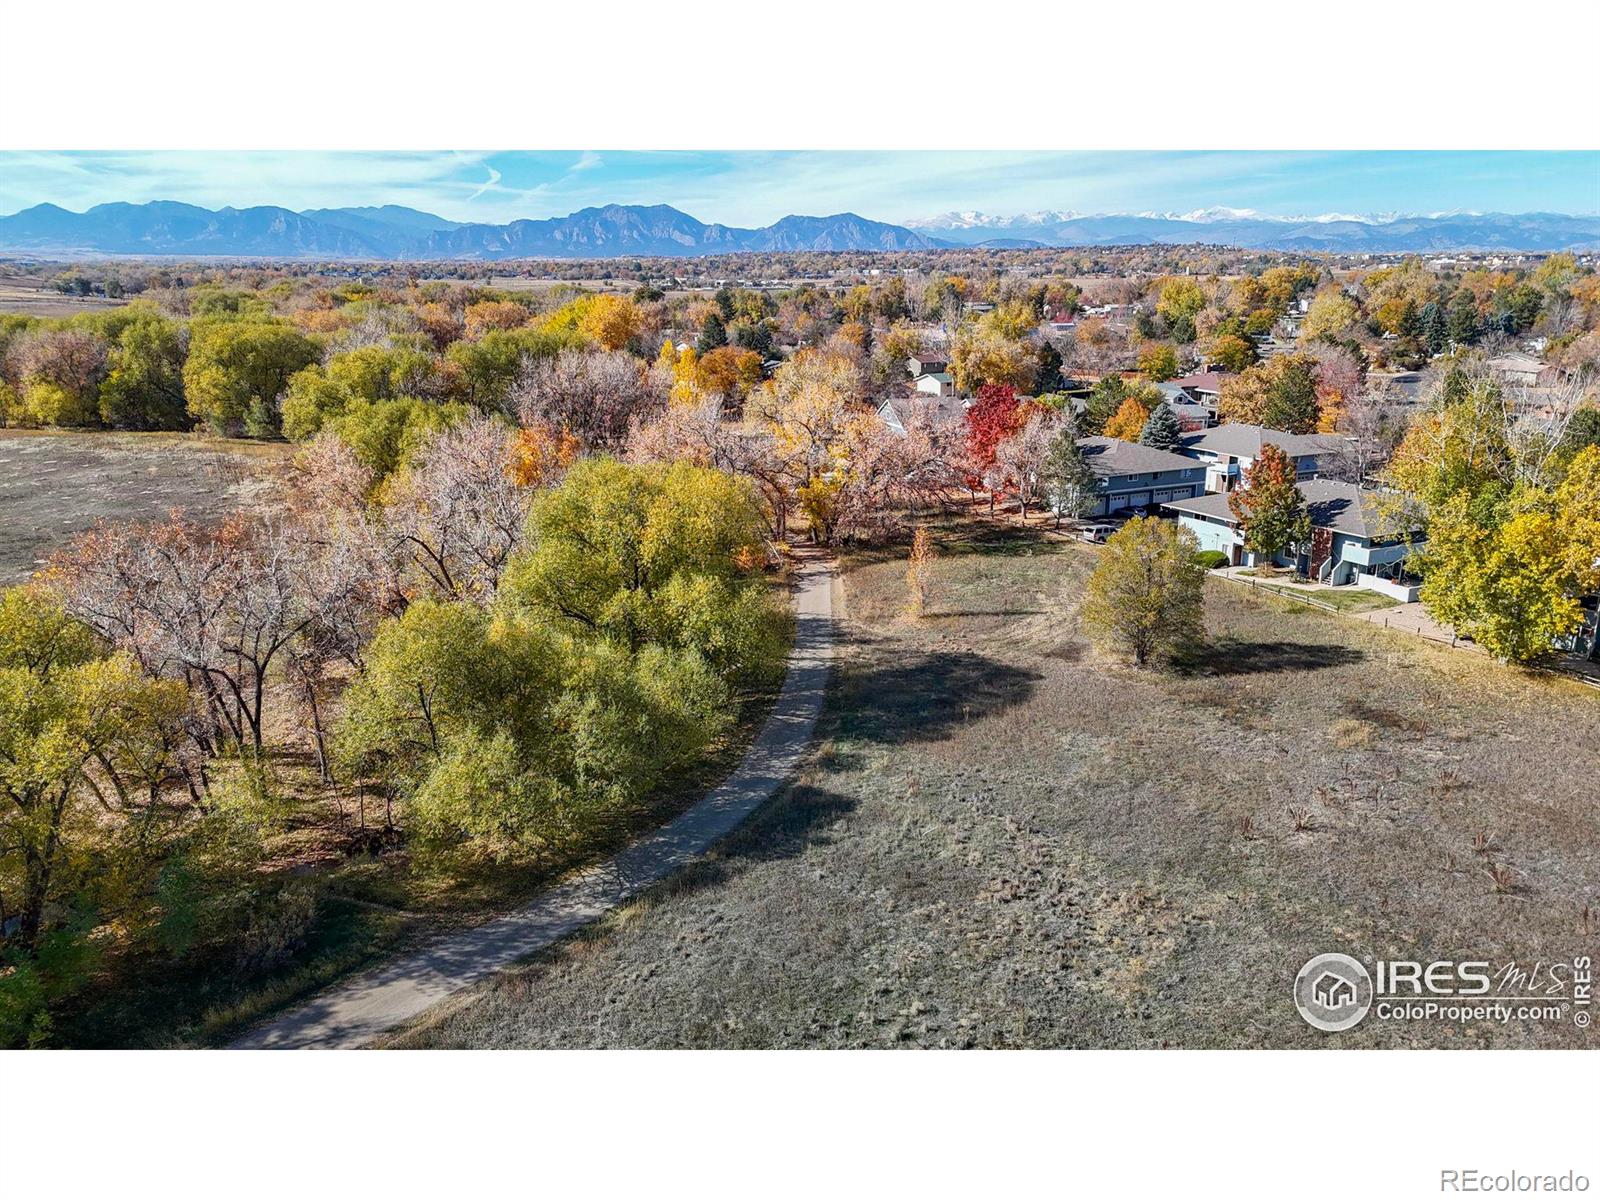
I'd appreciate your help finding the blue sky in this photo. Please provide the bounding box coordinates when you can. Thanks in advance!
[1,151,1595,226]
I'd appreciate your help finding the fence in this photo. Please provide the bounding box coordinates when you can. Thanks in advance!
[1225,573,1343,614]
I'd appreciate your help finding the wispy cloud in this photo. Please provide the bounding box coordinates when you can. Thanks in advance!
[0,150,1594,225]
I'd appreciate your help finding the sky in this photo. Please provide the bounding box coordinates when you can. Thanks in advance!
[1,151,1596,227]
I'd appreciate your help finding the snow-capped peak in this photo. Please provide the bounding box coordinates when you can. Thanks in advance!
[904,209,1079,229]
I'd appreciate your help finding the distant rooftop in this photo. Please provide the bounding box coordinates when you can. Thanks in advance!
[1180,424,1345,460]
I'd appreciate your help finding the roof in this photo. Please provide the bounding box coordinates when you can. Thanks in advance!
[1162,479,1418,542]
[1489,354,1548,374]
[1076,436,1201,478]
[1179,424,1345,460]
[916,371,954,384]
[1169,371,1226,393]
[877,394,967,432]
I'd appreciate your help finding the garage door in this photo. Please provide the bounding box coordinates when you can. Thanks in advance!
[1123,492,1152,509]
[1154,487,1192,504]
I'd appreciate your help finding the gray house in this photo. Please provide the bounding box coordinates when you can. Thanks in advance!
[1177,424,1346,493]
[876,394,966,436]
[1075,437,1207,517]
[1161,479,1426,597]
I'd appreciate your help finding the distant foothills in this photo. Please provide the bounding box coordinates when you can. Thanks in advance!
[1,199,1597,260]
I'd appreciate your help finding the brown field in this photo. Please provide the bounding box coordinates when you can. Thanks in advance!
[392,520,1600,1049]
[0,273,134,317]
[0,430,291,585]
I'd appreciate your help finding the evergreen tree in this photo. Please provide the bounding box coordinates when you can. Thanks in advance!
[696,311,727,354]
[1139,402,1184,452]
[1448,295,1480,346]
[1420,302,1449,356]
[1041,428,1099,526]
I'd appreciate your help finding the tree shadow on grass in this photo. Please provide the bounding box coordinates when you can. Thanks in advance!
[1178,638,1366,677]
[829,645,1044,745]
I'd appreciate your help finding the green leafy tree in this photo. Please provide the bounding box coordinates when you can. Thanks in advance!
[501,458,785,686]
[182,319,317,436]
[98,309,188,430]
[1080,517,1206,667]
[0,588,188,959]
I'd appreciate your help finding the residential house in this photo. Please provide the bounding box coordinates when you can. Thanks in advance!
[876,394,966,436]
[915,371,958,399]
[1073,437,1207,517]
[1488,353,1556,387]
[1161,479,1426,597]
[1166,370,1228,415]
[906,354,948,377]
[1177,424,1346,493]
[1154,384,1217,430]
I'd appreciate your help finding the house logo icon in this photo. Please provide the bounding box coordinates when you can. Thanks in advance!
[1294,953,1373,1031]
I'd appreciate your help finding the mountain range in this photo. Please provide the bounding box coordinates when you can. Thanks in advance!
[1,201,1595,259]
[905,209,1600,253]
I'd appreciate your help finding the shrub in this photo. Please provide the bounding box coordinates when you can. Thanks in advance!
[1080,517,1207,667]
[1193,550,1230,570]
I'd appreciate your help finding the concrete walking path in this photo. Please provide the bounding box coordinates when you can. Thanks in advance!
[232,558,835,1049]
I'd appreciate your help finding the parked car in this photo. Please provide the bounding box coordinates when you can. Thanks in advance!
[1111,507,1144,520]
[1079,524,1115,543]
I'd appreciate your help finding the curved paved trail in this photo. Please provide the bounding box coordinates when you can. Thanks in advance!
[233,558,834,1050]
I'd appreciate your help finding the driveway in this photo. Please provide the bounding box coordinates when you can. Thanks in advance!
[232,557,836,1050]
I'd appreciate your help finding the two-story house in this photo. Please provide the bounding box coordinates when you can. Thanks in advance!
[1074,437,1208,517]
[1177,424,1346,493]
[1161,479,1426,597]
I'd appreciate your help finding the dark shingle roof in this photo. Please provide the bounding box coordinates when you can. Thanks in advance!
[1077,436,1202,478]
[1179,424,1345,460]
[1161,478,1413,541]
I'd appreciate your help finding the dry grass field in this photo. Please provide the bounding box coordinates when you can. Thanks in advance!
[0,273,134,317]
[0,430,290,584]
[392,520,1600,1049]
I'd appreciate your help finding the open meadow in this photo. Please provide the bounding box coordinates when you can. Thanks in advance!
[393,521,1600,1049]
[0,431,289,585]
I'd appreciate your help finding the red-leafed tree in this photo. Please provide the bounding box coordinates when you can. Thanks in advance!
[1228,442,1310,575]
[963,383,1021,512]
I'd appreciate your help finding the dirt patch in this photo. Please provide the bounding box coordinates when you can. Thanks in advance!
[0,431,290,584]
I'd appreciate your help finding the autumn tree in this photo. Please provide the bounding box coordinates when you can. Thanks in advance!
[1301,288,1360,341]
[1080,517,1206,667]
[905,527,935,618]
[0,588,189,957]
[1228,444,1310,574]
[183,319,317,436]
[1137,342,1180,381]
[98,308,189,430]
[1103,396,1150,442]
[963,383,1021,510]
[512,348,658,451]
[1217,353,1319,432]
